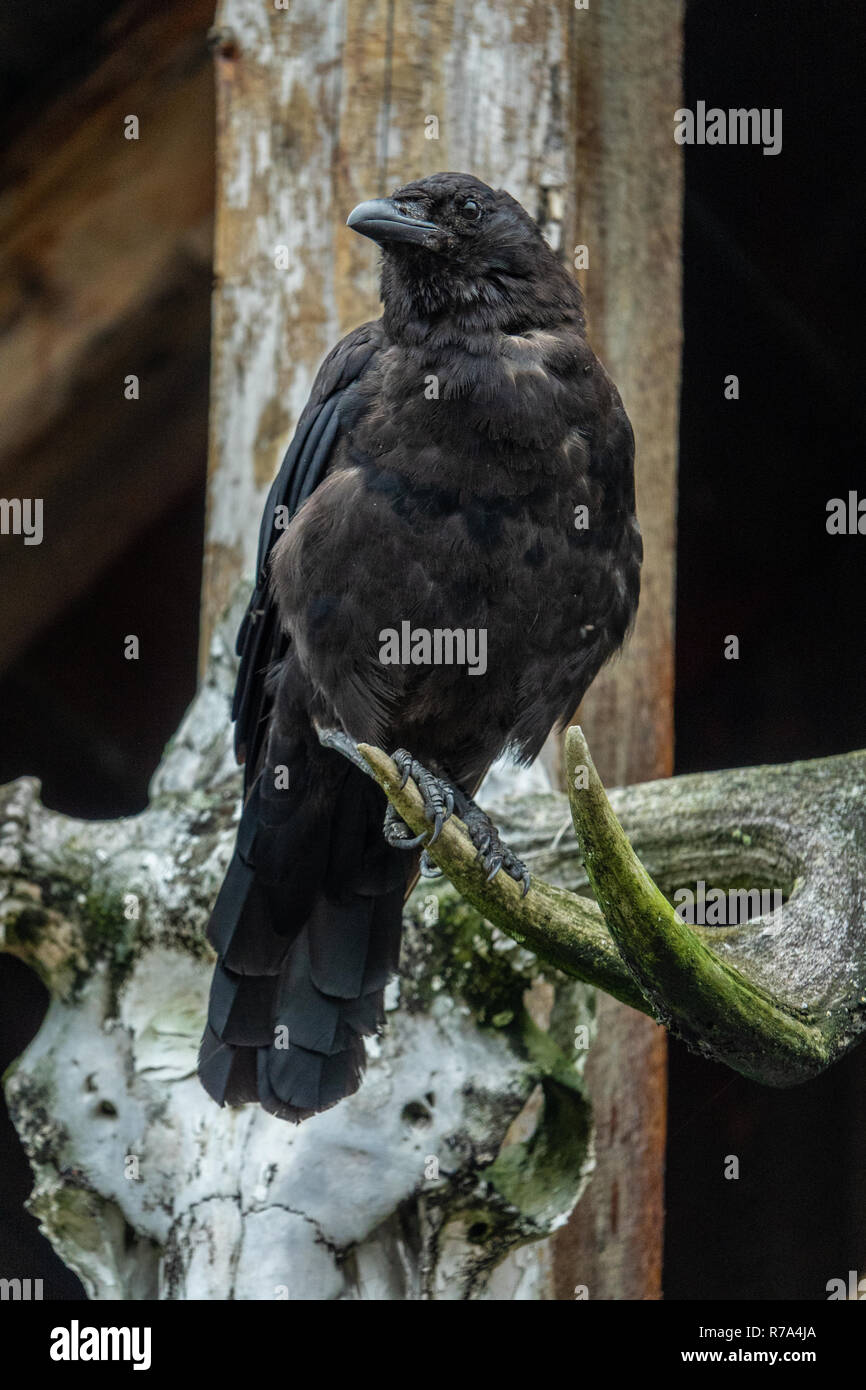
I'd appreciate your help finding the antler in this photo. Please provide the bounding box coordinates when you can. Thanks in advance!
[361,731,866,1086]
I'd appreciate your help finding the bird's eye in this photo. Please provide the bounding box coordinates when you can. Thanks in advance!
[461,198,482,221]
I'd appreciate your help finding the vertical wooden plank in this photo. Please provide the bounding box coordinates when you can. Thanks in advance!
[552,1,683,1301]
[201,0,350,661]
[571,4,682,791]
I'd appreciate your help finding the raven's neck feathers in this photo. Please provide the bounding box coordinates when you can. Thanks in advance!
[379,243,584,345]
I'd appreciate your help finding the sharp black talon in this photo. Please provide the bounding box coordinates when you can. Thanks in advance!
[419,850,443,879]
[390,824,427,849]
[521,871,531,897]
[429,813,445,844]
[485,856,503,883]
[391,749,413,789]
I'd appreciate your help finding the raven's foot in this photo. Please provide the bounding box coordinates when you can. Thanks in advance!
[383,750,455,847]
[384,750,530,896]
[453,793,531,897]
[318,729,530,894]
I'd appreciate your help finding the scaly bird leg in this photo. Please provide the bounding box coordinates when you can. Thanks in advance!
[315,725,378,776]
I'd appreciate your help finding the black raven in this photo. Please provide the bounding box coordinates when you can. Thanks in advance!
[198,172,641,1121]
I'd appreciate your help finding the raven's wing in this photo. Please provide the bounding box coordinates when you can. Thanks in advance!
[232,320,385,789]
[201,319,409,1122]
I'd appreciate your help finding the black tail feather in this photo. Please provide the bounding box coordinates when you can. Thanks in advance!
[259,1032,366,1117]
[207,963,278,1046]
[199,733,408,1122]
[198,1025,260,1106]
[206,856,295,975]
[272,926,385,1056]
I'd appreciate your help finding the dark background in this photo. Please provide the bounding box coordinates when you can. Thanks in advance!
[670,0,865,1300]
[0,0,863,1300]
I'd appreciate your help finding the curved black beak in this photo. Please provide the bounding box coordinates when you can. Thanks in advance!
[346,197,438,247]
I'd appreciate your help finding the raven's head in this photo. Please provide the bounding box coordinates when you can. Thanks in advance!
[347,172,582,335]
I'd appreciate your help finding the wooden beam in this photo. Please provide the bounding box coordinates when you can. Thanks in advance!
[0,0,215,674]
[553,1,683,1302]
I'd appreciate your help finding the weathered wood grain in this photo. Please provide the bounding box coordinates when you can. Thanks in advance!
[555,1,683,1303]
